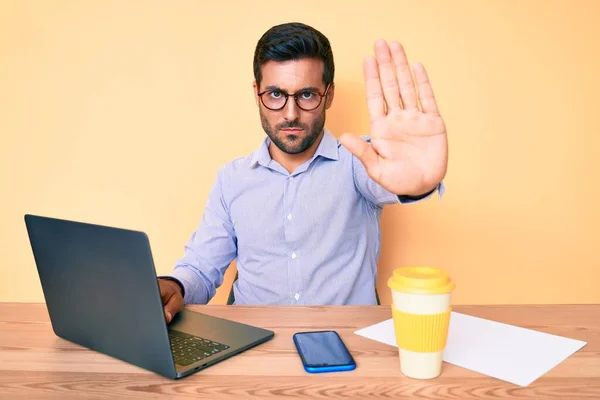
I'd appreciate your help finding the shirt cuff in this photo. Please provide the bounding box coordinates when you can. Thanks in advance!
[168,266,211,305]
[397,181,445,204]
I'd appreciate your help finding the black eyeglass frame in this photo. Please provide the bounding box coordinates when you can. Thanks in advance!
[257,84,333,111]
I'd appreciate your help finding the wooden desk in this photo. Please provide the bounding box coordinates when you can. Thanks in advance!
[1,303,599,399]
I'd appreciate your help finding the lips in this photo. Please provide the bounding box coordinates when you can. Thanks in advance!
[281,128,303,132]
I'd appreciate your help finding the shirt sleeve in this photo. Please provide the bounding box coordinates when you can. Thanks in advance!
[169,167,237,304]
[352,136,445,207]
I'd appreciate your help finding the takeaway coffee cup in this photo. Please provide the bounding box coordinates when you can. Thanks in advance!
[387,266,455,379]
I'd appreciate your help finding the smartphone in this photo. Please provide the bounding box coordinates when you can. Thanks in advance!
[293,330,356,373]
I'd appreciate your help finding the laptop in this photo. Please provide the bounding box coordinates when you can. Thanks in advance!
[24,214,274,379]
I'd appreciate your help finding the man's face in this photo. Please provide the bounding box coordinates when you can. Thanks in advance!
[253,58,334,155]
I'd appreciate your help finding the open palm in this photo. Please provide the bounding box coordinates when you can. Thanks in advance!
[339,40,448,197]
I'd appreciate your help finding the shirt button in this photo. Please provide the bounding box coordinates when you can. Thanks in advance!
[287,214,292,221]
[294,293,300,300]
[291,252,297,259]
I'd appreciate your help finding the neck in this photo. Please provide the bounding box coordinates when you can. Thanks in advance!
[269,131,325,174]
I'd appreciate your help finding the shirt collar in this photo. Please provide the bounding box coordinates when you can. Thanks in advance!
[314,128,340,161]
[249,128,340,169]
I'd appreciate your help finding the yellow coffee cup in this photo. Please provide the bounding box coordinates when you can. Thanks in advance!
[387,266,455,379]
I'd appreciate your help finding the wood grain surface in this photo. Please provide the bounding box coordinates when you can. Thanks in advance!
[1,303,599,399]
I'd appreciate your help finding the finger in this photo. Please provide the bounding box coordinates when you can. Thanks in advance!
[160,286,169,303]
[390,41,418,110]
[363,56,385,123]
[374,39,401,111]
[163,292,183,324]
[158,280,173,304]
[162,291,174,322]
[414,62,440,115]
[339,134,381,178]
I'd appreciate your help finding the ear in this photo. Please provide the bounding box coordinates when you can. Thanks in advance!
[325,83,335,110]
[253,80,260,107]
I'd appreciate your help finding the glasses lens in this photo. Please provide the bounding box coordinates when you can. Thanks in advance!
[262,91,287,110]
[296,91,321,110]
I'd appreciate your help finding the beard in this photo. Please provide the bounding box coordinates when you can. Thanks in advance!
[260,108,326,155]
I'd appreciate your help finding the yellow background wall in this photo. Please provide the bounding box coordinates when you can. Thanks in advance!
[1,1,598,305]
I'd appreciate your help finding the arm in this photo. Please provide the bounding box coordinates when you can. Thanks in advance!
[166,167,237,304]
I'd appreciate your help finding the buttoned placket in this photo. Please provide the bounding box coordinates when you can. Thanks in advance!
[283,174,301,304]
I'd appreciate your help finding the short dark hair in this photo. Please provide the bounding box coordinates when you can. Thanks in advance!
[253,22,335,90]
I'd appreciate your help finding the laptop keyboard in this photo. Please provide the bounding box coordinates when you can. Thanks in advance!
[169,330,231,366]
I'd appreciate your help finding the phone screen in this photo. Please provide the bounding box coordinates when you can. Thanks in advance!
[294,331,354,367]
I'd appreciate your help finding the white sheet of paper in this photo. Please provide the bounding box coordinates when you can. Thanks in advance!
[354,311,587,386]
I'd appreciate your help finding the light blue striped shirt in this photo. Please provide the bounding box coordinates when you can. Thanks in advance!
[169,129,443,305]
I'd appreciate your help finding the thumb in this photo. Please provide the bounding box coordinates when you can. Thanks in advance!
[339,133,380,174]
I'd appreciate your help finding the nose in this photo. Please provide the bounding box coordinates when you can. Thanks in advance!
[283,96,300,121]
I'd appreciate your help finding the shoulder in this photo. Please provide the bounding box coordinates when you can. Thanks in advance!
[222,155,252,173]
[215,150,257,187]
[219,136,267,177]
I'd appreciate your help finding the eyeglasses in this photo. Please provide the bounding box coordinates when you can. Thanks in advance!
[257,84,332,111]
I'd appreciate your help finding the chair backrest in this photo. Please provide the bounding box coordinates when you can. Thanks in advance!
[227,272,237,305]
[227,272,381,305]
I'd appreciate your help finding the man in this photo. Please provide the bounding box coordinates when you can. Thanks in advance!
[158,22,447,322]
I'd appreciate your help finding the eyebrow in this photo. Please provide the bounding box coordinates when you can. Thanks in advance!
[263,85,321,93]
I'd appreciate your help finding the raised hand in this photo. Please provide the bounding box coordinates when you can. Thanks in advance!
[339,39,448,197]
